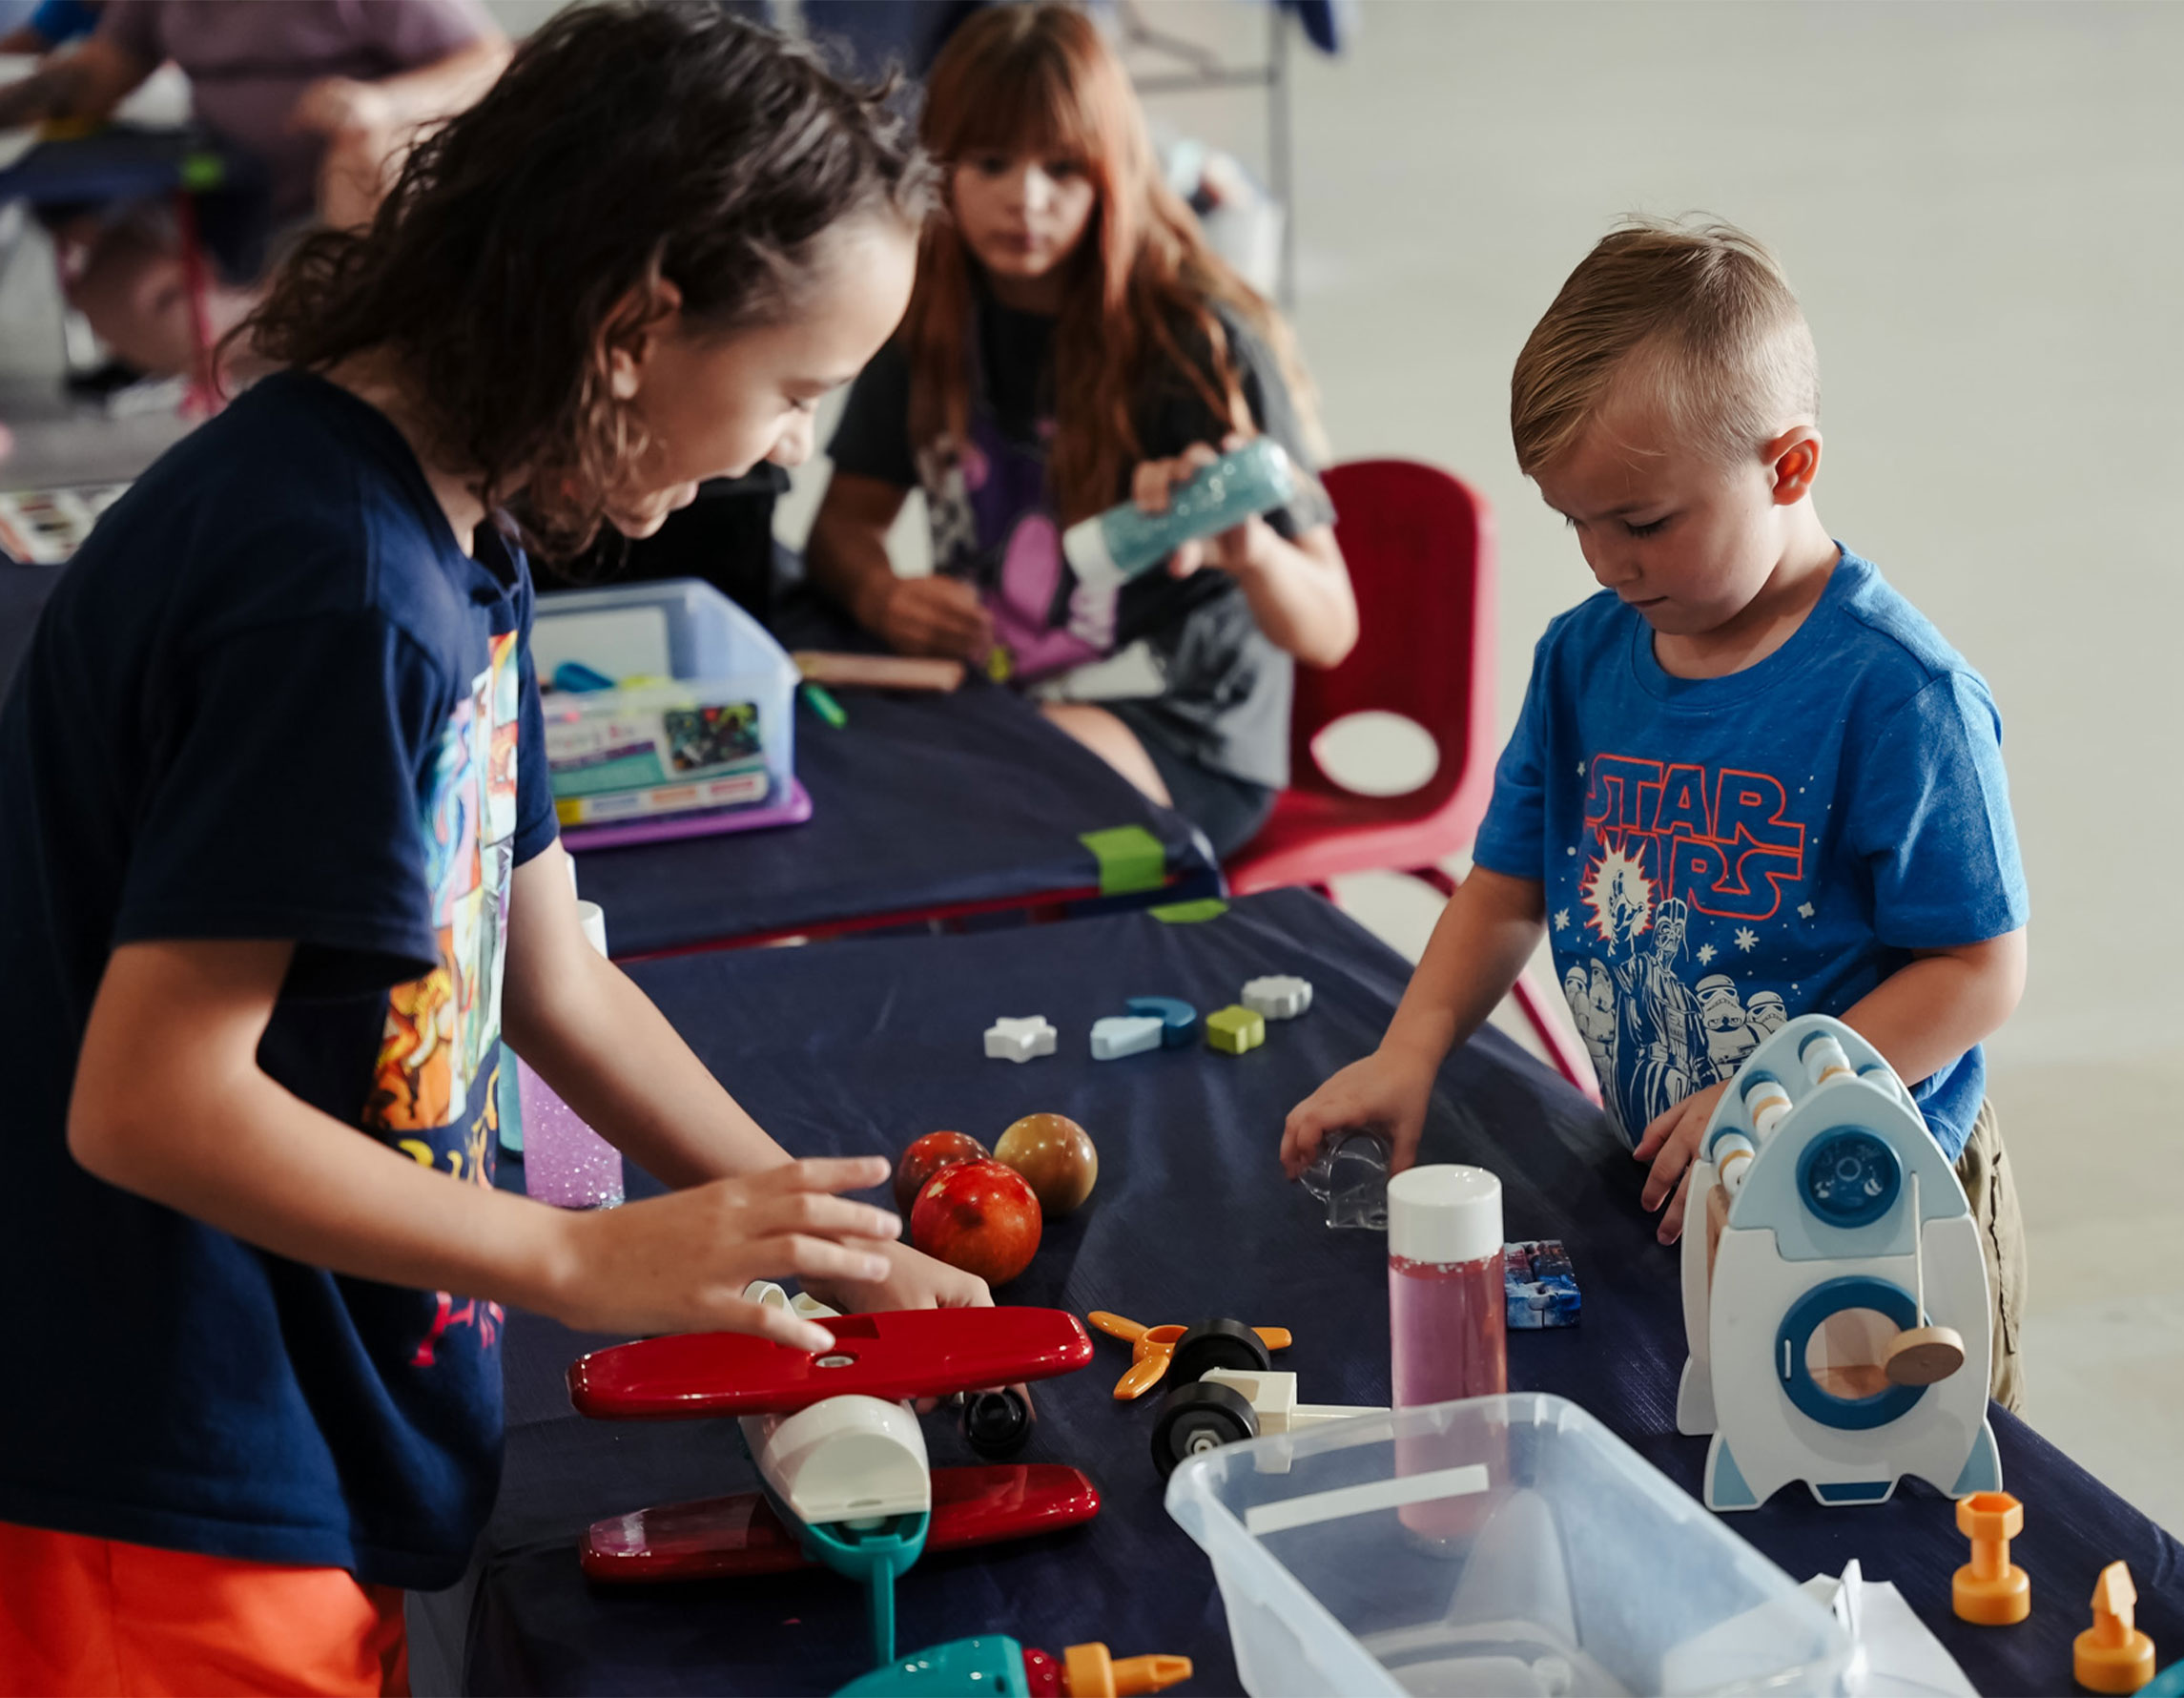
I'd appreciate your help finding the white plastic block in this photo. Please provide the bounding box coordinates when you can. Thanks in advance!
[1090,1014,1164,1060]
[1242,975,1313,1020]
[984,1015,1057,1063]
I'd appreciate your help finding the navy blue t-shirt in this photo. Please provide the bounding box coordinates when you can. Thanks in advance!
[0,372,558,1586]
[1473,548,2028,1160]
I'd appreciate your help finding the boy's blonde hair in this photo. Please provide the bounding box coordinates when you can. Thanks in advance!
[1511,218,1818,476]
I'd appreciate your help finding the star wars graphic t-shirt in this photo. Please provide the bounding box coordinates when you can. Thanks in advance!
[1472,549,2027,1160]
[828,296,1334,790]
[0,372,558,1587]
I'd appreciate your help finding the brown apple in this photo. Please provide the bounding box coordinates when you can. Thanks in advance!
[994,1112,1098,1216]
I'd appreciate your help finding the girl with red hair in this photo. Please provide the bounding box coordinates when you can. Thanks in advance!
[809,2,1355,856]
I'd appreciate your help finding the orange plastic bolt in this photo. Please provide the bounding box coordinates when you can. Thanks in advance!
[1060,1642,1193,1697]
[1953,1492,2030,1625]
[2074,1562,2156,1693]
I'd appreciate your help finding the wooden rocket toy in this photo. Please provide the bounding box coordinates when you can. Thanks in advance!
[1676,1014,2001,1511]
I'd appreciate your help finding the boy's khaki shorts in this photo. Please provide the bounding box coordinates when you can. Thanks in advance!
[1955,1098,2027,1414]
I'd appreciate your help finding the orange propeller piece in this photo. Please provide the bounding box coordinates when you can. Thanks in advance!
[1087,1312,1291,1400]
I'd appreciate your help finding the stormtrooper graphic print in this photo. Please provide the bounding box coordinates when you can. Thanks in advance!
[1552,754,1808,1143]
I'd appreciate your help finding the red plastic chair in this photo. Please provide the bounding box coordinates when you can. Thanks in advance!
[1226,459,1597,1101]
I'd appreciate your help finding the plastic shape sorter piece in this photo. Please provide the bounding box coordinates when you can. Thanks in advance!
[568,1307,1094,1419]
[1205,1005,1266,1055]
[985,1016,1057,1064]
[1090,1015,1164,1060]
[1241,975,1312,1020]
[2075,1562,2156,1694]
[1952,1492,2030,1626]
[1125,996,1198,1048]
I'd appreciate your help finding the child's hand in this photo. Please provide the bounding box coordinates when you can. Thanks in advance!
[869,575,993,663]
[1632,1082,1725,1245]
[1130,433,1274,581]
[546,1155,902,1344]
[800,1236,993,1316]
[1282,1046,1437,1180]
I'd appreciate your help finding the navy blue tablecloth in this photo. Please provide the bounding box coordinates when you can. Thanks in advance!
[420,890,2181,1696]
[571,671,1222,956]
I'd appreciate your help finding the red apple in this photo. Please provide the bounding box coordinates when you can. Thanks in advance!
[911,1159,1042,1287]
[894,1130,989,1215]
[995,1112,1098,1216]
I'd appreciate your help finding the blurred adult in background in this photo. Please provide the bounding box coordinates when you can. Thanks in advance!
[0,0,508,385]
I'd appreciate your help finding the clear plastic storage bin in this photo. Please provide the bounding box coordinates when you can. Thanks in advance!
[1165,1393,1848,1698]
[530,578,797,809]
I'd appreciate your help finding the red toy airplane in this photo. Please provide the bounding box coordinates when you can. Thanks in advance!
[568,1294,1100,1665]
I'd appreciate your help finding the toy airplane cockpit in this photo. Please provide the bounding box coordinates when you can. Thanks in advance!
[568,1285,1100,1665]
[1678,1014,2002,1512]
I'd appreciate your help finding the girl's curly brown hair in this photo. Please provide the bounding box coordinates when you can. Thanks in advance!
[242,1,930,559]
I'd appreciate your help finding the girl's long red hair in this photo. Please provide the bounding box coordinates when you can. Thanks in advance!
[903,4,1317,524]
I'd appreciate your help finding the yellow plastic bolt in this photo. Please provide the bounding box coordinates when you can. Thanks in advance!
[1061,1642,1192,1697]
[1952,1492,2030,1626]
[2074,1562,2155,1694]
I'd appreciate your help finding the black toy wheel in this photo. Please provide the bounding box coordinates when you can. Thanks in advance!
[1169,1317,1271,1385]
[1151,1380,1258,1479]
[961,1388,1032,1459]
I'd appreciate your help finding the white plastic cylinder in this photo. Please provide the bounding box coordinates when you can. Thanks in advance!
[1802,1033,1853,1087]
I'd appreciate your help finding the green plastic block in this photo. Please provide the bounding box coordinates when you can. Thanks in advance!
[1205,1004,1266,1055]
[1149,897,1229,924]
[1080,825,1166,896]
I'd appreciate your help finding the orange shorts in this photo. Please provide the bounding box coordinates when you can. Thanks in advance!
[0,1522,407,1697]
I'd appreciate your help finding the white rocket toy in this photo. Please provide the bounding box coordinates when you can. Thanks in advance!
[1678,1014,2002,1511]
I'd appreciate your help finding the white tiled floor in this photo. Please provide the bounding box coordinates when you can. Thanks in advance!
[5,0,2175,1543]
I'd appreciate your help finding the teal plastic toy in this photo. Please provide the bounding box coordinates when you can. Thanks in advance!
[771,1488,928,1667]
[839,1635,1033,1697]
[837,1634,1191,1697]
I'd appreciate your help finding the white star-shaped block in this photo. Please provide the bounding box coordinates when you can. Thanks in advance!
[1090,1014,1164,1060]
[984,1015,1057,1063]
[1243,975,1313,1020]
[1798,901,1815,920]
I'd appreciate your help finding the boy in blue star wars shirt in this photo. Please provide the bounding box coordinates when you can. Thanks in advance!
[1283,220,2030,1409]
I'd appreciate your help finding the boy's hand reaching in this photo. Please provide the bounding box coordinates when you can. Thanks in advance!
[800,1236,993,1316]
[546,1155,903,1345]
[1632,1082,1725,1245]
[1282,1046,1437,1181]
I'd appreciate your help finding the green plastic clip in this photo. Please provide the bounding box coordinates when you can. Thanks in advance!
[1149,897,1229,924]
[1080,825,1166,896]
[800,680,848,728]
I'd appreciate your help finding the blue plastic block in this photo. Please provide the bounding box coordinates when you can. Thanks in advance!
[1125,996,1199,1048]
[1091,1015,1164,1060]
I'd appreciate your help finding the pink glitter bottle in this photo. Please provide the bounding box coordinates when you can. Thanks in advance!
[1389,1165,1505,1537]
[521,900,625,1211]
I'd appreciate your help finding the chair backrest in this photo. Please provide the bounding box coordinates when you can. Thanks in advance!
[1292,459,1497,819]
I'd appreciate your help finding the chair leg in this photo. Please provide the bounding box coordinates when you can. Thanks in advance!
[1509,970,1602,1106]
[1403,864,1600,1105]
[171,189,219,417]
